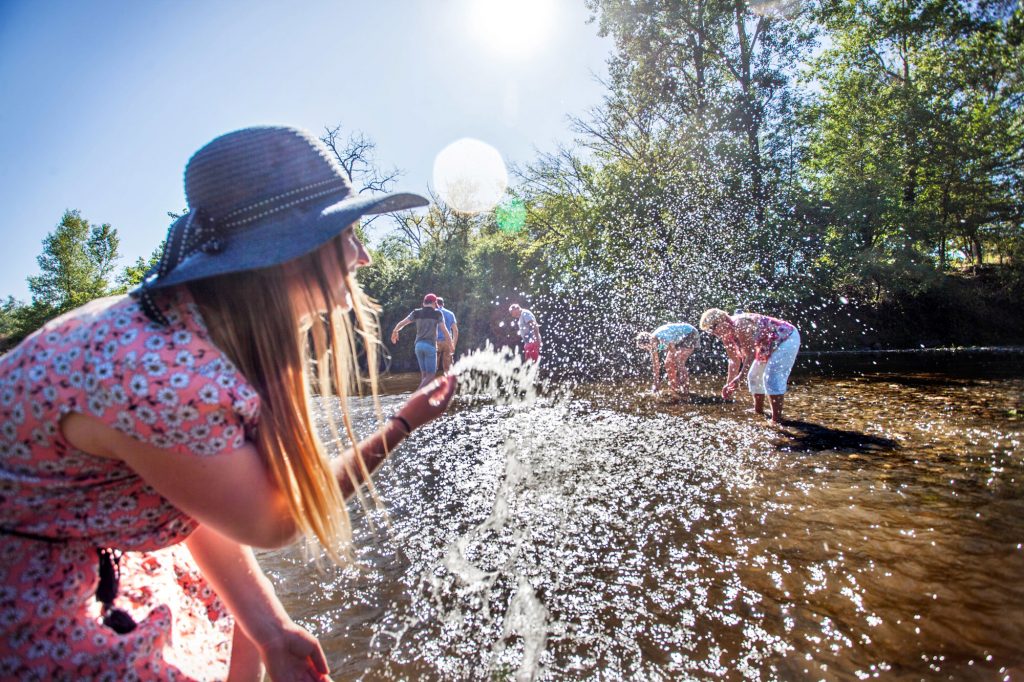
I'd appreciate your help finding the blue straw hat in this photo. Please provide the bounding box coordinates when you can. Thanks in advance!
[133,125,427,322]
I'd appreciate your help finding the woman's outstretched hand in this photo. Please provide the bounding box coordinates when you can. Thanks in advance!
[396,373,457,431]
[257,620,330,681]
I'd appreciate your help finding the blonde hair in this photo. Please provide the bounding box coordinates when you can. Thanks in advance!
[699,308,731,331]
[187,231,380,564]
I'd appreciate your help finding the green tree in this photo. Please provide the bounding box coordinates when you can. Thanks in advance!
[918,7,1024,267]
[0,296,22,345]
[805,0,1023,296]
[116,244,165,291]
[27,210,121,314]
[585,0,814,274]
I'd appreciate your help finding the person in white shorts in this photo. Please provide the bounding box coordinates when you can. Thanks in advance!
[700,308,801,423]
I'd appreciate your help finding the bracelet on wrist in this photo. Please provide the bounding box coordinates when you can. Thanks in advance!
[388,415,412,435]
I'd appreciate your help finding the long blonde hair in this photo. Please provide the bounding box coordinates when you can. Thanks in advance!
[187,231,381,563]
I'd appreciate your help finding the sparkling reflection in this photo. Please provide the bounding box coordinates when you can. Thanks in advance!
[259,350,1024,680]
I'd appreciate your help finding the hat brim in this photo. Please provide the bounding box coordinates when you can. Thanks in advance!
[137,191,428,291]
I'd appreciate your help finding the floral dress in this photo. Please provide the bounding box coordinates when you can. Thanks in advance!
[731,313,797,362]
[0,291,260,680]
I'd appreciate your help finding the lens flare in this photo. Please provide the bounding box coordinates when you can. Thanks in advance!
[496,198,526,233]
[433,138,508,215]
[749,0,801,18]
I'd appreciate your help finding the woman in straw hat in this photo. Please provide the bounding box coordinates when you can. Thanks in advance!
[0,126,456,680]
[699,308,800,423]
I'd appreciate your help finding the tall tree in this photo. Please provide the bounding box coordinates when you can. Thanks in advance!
[27,210,121,313]
[116,244,165,291]
[320,124,403,232]
[0,296,21,344]
[586,0,813,274]
[806,0,1023,292]
[919,5,1024,266]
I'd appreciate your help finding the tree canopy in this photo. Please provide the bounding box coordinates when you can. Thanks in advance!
[4,1,1022,361]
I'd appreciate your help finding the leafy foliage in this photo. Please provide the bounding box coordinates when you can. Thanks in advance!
[27,210,121,313]
[4,5,1022,361]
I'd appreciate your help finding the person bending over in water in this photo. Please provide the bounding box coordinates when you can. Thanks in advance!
[0,125,456,680]
[699,308,800,423]
[635,322,701,397]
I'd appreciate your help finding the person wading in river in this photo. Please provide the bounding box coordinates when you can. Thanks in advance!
[434,297,458,374]
[700,308,800,424]
[636,322,701,398]
[391,293,453,389]
[508,303,542,364]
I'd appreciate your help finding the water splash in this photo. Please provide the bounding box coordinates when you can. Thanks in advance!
[450,341,545,406]
[353,346,782,679]
[259,353,1024,680]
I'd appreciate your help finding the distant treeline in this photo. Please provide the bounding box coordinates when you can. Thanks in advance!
[4,0,1022,380]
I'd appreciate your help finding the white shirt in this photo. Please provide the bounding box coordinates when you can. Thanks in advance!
[517,309,538,342]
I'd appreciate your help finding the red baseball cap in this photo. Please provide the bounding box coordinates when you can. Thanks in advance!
[423,293,438,305]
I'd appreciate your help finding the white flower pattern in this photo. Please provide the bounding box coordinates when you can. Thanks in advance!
[0,291,258,679]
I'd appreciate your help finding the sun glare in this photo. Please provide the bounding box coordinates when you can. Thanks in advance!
[467,0,555,57]
[433,138,508,215]
[749,0,801,18]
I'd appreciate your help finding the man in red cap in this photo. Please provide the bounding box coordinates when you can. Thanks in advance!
[391,293,453,388]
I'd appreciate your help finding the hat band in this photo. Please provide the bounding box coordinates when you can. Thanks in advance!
[219,177,350,228]
[135,177,352,325]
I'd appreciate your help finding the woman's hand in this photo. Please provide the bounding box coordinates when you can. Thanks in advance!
[722,382,737,400]
[390,330,399,345]
[396,373,457,431]
[256,621,330,682]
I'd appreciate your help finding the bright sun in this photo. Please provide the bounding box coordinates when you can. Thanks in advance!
[467,0,555,57]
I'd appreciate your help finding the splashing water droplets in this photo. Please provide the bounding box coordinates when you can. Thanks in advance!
[262,347,1024,680]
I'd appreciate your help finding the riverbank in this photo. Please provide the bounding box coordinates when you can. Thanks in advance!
[795,345,1024,378]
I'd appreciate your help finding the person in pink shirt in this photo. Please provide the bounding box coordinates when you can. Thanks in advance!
[699,308,801,423]
[0,126,456,680]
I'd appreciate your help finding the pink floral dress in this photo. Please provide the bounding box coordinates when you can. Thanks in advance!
[730,313,797,362]
[0,291,260,680]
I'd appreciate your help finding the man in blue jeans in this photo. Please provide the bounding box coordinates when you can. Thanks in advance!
[391,293,453,389]
[435,297,459,374]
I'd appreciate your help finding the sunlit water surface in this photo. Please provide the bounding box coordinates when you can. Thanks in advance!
[258,350,1024,681]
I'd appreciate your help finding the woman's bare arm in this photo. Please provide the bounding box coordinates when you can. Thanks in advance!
[185,525,329,681]
[61,413,297,548]
[332,374,456,496]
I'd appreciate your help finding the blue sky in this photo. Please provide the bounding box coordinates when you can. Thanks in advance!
[0,1,612,301]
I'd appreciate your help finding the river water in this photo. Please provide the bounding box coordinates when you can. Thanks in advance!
[258,349,1024,681]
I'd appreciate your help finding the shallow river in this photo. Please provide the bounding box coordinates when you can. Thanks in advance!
[258,350,1024,681]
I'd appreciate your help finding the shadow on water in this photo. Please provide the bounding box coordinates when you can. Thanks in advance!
[258,347,1024,681]
[772,419,901,454]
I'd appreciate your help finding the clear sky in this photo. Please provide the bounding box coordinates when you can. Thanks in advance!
[0,0,613,301]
